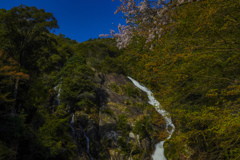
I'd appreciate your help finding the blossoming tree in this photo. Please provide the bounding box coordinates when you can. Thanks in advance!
[102,0,201,48]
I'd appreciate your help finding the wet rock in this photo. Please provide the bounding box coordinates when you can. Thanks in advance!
[70,73,165,160]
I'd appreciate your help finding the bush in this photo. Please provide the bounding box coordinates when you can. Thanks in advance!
[117,114,130,136]
[122,83,140,98]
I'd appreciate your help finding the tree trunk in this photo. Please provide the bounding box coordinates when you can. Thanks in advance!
[12,61,21,116]
[14,76,20,100]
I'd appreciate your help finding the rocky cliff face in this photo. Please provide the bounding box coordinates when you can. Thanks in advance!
[70,73,166,160]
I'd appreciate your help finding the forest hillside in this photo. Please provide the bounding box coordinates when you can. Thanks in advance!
[1,1,240,160]
[116,0,240,159]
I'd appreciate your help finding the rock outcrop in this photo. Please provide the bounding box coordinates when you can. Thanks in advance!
[70,73,166,160]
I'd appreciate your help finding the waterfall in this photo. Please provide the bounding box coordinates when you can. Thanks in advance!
[70,114,75,138]
[127,77,175,160]
[54,82,91,158]
[84,132,90,154]
[79,126,90,153]
[53,84,61,112]
[54,85,76,139]
[70,114,75,124]
[71,115,90,154]
[79,126,92,160]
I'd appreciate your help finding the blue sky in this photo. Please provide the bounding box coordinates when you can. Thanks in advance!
[0,0,125,42]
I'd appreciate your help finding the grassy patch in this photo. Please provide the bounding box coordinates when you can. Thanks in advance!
[109,82,120,94]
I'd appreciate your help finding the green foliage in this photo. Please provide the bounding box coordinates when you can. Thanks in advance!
[0,5,80,159]
[36,105,76,158]
[117,137,131,155]
[0,141,16,160]
[117,114,130,136]
[123,0,240,159]
[37,34,76,73]
[0,4,125,160]
[109,82,120,93]
[121,83,141,98]
[60,55,96,112]
[133,116,154,139]
[0,5,58,74]
[109,82,147,101]
[99,56,125,74]
[101,108,114,116]
[75,38,125,74]
[0,51,29,111]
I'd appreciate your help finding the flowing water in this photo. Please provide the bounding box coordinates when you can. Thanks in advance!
[54,84,61,105]
[54,83,92,159]
[70,114,76,138]
[70,114,75,124]
[53,84,61,113]
[79,126,90,154]
[70,113,91,159]
[128,77,175,160]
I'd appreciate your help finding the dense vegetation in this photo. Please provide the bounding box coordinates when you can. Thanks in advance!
[118,0,240,159]
[1,0,240,159]
[0,5,125,160]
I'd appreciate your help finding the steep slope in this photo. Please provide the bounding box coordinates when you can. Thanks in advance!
[67,72,167,160]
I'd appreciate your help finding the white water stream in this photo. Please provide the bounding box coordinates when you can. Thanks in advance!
[128,77,175,160]
[53,84,61,112]
[70,114,91,159]
[70,114,75,124]
[55,85,91,158]
[79,126,90,154]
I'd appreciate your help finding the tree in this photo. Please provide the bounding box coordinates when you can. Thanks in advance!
[60,53,97,114]
[0,50,29,113]
[0,5,58,108]
[121,0,240,159]
[111,0,202,48]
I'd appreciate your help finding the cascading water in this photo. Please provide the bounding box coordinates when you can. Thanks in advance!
[70,114,92,159]
[54,85,76,140]
[70,114,75,124]
[53,84,61,113]
[54,83,92,159]
[79,126,90,154]
[70,114,75,138]
[84,132,90,154]
[127,77,175,160]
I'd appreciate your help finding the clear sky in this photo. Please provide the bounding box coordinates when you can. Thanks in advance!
[0,0,126,42]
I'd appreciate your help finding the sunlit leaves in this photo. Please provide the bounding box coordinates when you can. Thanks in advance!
[0,5,59,74]
[0,51,29,108]
[122,0,240,159]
